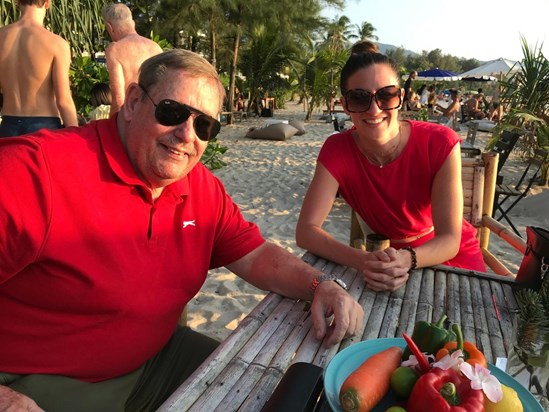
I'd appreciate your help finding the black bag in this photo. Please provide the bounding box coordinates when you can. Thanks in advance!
[261,107,273,117]
[515,226,549,290]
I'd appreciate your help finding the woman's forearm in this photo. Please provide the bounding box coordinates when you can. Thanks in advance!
[296,224,366,271]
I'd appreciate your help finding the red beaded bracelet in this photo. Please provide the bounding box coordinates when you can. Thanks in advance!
[403,246,417,270]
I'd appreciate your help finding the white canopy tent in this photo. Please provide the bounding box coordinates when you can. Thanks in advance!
[458,58,518,81]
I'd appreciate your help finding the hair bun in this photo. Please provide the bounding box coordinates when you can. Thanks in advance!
[350,40,379,54]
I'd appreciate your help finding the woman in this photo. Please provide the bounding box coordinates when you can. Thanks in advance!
[296,49,485,292]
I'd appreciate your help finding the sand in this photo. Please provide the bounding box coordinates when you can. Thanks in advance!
[186,101,549,341]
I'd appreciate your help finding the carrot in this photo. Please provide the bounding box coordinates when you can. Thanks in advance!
[339,346,402,412]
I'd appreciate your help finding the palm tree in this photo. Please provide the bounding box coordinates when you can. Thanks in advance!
[496,37,549,181]
[354,21,378,41]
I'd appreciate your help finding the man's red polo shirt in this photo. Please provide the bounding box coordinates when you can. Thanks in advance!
[0,117,264,381]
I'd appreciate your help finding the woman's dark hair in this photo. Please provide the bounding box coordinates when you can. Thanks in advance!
[350,40,379,54]
[90,83,112,107]
[340,50,399,95]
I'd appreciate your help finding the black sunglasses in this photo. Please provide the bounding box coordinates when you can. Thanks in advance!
[344,85,402,112]
[139,85,221,141]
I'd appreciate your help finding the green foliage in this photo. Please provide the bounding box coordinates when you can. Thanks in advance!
[69,55,109,116]
[416,108,429,121]
[46,0,110,56]
[201,138,227,171]
[493,37,549,180]
[0,0,18,25]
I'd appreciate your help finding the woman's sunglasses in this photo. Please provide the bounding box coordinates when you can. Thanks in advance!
[344,85,402,112]
[139,85,221,141]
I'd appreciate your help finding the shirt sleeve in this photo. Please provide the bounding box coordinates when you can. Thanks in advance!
[0,137,51,281]
[207,174,265,269]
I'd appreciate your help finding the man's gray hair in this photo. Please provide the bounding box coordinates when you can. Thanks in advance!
[138,49,226,111]
[102,3,133,25]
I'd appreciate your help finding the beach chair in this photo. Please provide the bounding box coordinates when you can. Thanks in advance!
[460,104,469,123]
[491,130,521,175]
[466,122,478,146]
[493,148,549,237]
[349,152,525,278]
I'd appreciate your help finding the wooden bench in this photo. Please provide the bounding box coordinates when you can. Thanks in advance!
[221,111,248,123]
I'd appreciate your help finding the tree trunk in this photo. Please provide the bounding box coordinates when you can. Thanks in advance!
[209,22,217,69]
[227,22,242,125]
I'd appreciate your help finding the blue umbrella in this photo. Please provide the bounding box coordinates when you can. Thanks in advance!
[416,68,461,81]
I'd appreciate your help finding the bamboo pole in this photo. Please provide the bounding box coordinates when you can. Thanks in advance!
[481,215,527,254]
[481,248,515,278]
[479,152,499,249]
[471,165,485,226]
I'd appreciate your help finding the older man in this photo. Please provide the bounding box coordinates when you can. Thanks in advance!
[0,0,77,136]
[0,50,363,411]
[102,3,163,116]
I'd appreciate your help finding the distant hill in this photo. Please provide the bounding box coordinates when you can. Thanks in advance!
[376,42,419,58]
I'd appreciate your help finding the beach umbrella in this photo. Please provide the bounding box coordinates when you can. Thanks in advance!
[458,57,518,81]
[415,68,461,81]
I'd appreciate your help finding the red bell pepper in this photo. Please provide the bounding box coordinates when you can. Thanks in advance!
[406,367,484,412]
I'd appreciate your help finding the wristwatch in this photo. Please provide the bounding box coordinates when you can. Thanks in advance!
[311,273,348,296]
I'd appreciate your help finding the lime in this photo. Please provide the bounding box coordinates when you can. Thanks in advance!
[390,366,420,399]
[385,407,406,412]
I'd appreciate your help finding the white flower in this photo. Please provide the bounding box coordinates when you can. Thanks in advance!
[460,362,503,402]
[432,349,465,372]
[401,353,435,369]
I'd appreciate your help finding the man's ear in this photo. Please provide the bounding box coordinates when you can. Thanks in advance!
[105,22,114,38]
[122,83,141,121]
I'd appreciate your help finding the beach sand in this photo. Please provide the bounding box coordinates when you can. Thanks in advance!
[186,101,549,341]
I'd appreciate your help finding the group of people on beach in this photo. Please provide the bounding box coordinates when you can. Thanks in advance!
[1,3,488,410]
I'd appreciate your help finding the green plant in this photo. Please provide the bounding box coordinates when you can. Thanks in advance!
[69,55,109,116]
[489,38,549,182]
[416,108,429,121]
[200,138,227,171]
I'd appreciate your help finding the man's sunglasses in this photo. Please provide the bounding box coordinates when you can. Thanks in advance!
[344,85,402,113]
[139,85,221,141]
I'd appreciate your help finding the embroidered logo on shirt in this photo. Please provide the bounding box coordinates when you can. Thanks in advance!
[182,220,196,229]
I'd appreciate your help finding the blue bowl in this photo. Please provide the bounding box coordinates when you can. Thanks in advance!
[323,338,544,412]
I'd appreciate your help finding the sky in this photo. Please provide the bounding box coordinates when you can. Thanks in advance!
[322,0,547,62]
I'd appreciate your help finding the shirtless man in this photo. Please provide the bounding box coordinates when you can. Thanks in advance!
[465,93,486,120]
[0,0,78,137]
[102,3,162,116]
[435,89,460,127]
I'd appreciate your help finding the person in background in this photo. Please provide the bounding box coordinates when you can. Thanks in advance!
[435,89,461,126]
[465,93,486,120]
[102,2,162,117]
[418,84,429,106]
[427,85,437,112]
[407,90,421,111]
[402,70,417,110]
[296,45,485,293]
[0,0,77,137]
[88,82,112,121]
[488,101,501,122]
[476,88,490,113]
[0,49,363,411]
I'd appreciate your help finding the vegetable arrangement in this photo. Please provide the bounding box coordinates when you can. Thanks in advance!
[338,316,525,412]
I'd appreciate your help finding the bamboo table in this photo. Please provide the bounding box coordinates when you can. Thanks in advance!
[158,252,518,412]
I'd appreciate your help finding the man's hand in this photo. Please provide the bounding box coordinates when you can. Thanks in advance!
[0,385,44,412]
[310,281,364,347]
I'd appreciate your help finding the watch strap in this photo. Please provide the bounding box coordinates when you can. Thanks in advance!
[310,273,347,296]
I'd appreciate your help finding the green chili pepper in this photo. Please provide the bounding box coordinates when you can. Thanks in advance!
[402,315,456,361]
